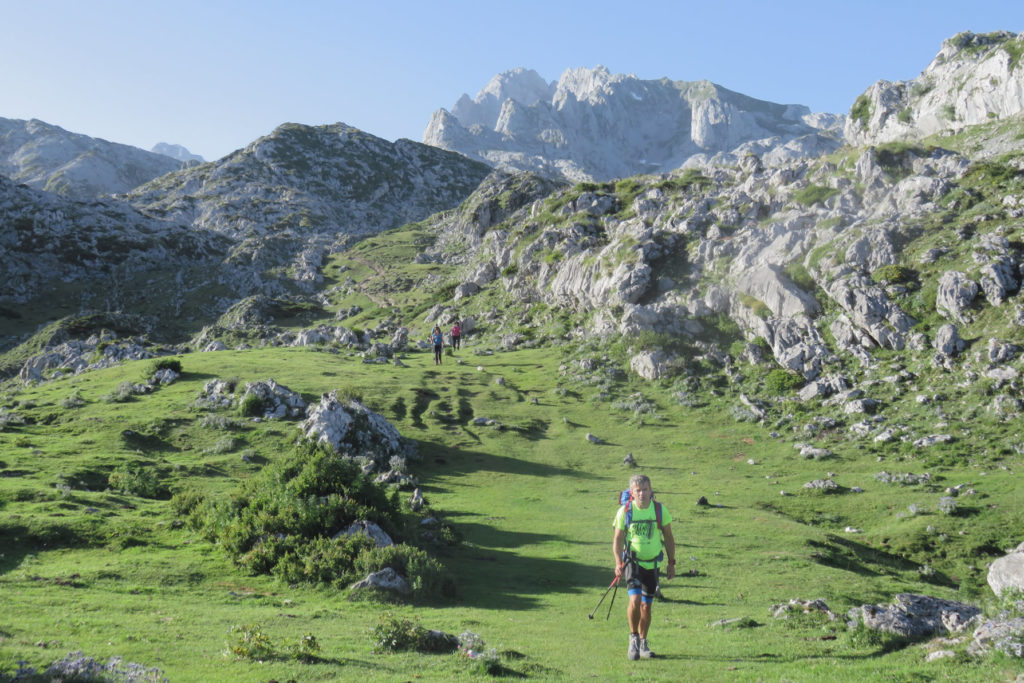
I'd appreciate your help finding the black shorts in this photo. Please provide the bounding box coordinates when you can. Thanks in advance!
[625,563,659,601]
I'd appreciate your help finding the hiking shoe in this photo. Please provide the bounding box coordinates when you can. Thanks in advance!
[638,638,654,659]
[627,634,639,661]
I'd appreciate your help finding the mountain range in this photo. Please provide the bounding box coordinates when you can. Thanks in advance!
[423,65,845,181]
[1,30,1023,383]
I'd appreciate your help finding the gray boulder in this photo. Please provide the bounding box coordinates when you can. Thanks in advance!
[630,349,677,380]
[240,379,307,419]
[454,282,480,300]
[349,567,411,596]
[936,271,978,323]
[300,391,407,469]
[933,323,965,357]
[335,520,394,548]
[988,541,1024,597]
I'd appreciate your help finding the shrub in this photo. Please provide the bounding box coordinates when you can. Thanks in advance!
[150,357,182,374]
[850,95,872,128]
[354,544,449,599]
[59,391,86,409]
[372,613,457,653]
[872,264,914,285]
[238,392,266,417]
[102,381,139,403]
[784,261,817,292]
[289,634,322,663]
[765,369,805,394]
[108,465,165,499]
[198,442,426,590]
[225,624,274,660]
[793,184,839,207]
[205,436,238,454]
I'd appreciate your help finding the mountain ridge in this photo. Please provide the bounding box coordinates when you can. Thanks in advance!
[423,65,845,181]
[0,117,185,199]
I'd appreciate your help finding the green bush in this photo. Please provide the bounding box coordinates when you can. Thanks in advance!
[793,184,839,207]
[225,623,275,660]
[354,543,450,599]
[372,613,457,653]
[765,369,805,395]
[784,262,817,292]
[238,392,266,417]
[289,634,322,663]
[102,380,138,403]
[850,95,872,129]
[872,264,915,285]
[198,443,427,591]
[170,488,205,517]
[108,465,165,499]
[150,357,182,374]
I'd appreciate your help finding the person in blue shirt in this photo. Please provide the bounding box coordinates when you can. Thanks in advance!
[430,325,444,365]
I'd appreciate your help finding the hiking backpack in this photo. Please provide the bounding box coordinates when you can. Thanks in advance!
[618,489,664,563]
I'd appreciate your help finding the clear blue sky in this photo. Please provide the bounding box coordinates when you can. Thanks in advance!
[1,0,1021,161]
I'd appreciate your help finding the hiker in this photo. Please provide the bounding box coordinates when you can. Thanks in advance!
[430,325,444,365]
[451,319,462,350]
[613,473,675,660]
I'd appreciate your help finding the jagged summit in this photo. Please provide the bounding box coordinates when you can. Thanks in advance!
[424,65,844,182]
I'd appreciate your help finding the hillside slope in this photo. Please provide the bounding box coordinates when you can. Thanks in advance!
[0,117,185,199]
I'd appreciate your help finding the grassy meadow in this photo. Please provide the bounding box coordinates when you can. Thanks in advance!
[2,341,1022,682]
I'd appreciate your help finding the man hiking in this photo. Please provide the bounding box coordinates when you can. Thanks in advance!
[613,474,675,660]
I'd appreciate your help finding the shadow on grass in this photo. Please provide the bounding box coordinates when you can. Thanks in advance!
[416,443,597,481]
[806,534,924,579]
[444,542,618,612]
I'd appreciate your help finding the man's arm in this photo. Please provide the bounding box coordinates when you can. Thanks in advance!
[661,523,676,580]
[613,526,626,579]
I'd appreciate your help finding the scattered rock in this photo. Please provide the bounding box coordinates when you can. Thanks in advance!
[848,593,981,638]
[349,567,411,596]
[334,520,394,548]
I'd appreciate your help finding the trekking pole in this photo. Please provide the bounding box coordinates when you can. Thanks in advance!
[605,576,619,620]
[588,576,619,620]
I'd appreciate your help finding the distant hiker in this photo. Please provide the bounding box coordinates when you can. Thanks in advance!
[430,325,444,365]
[451,320,462,350]
[613,474,675,661]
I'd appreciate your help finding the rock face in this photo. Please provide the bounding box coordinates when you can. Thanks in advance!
[0,117,183,198]
[424,66,844,181]
[846,31,1024,148]
[0,174,229,307]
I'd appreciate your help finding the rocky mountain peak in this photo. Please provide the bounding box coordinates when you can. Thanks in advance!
[552,65,620,105]
[0,116,183,199]
[845,31,1024,150]
[423,66,843,182]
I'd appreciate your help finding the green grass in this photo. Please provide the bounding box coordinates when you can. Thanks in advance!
[1,344,1021,681]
